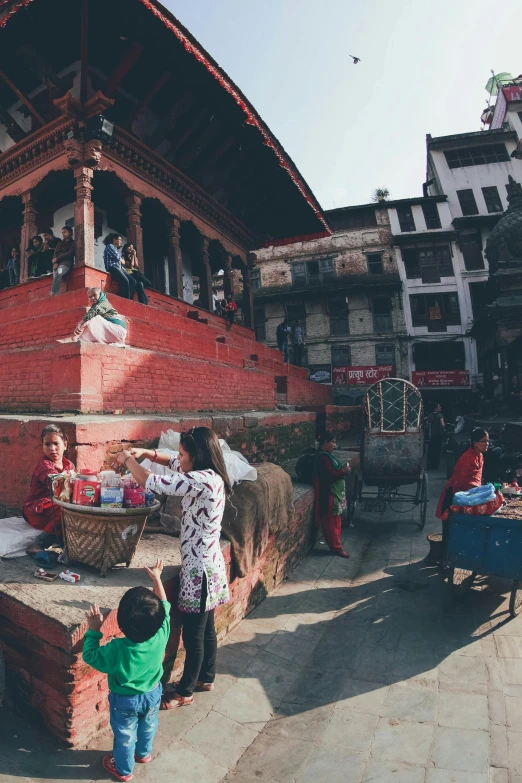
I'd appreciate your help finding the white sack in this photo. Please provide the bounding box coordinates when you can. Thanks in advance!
[0,517,38,558]
[141,429,257,485]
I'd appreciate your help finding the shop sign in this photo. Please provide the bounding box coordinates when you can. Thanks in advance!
[412,370,470,387]
[333,365,394,385]
[503,85,522,103]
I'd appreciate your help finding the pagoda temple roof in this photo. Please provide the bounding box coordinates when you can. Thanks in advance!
[0,0,329,245]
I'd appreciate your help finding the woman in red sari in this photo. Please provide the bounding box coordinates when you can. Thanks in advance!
[435,427,489,563]
[24,424,75,555]
[313,431,351,558]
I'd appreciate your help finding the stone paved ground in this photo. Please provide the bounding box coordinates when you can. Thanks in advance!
[1,468,521,782]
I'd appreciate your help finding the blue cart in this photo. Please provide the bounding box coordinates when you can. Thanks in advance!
[447,509,522,617]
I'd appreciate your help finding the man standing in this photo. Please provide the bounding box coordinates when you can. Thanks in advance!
[276,317,291,363]
[292,320,305,366]
[426,402,445,470]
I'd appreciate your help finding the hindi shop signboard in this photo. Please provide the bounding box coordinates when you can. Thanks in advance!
[333,365,394,386]
[412,370,470,388]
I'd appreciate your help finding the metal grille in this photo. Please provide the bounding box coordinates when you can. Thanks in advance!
[365,378,423,433]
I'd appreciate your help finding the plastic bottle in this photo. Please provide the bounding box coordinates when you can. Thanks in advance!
[100,470,124,509]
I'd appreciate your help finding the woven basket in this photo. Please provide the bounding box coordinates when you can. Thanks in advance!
[53,499,161,577]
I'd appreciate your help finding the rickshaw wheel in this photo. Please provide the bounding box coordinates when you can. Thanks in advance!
[450,567,477,598]
[509,581,522,618]
[348,474,362,526]
[418,471,428,530]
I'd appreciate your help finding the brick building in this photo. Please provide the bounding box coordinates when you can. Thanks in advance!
[252,203,408,401]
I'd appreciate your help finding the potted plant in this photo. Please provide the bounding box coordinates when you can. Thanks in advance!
[372,188,390,202]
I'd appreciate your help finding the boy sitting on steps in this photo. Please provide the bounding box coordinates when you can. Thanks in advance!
[83,559,170,782]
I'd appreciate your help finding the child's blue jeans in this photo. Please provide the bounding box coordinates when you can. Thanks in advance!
[108,683,162,777]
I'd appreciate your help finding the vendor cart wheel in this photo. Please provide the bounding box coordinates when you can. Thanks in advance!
[418,471,428,530]
[509,581,522,618]
[450,567,477,599]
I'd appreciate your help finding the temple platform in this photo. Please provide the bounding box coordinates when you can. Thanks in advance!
[0,268,332,415]
[0,483,315,748]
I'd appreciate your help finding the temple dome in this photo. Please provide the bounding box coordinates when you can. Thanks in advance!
[485,175,522,274]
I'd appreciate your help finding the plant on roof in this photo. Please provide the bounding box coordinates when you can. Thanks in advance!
[372,188,390,202]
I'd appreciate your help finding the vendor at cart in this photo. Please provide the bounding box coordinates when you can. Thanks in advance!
[435,427,489,558]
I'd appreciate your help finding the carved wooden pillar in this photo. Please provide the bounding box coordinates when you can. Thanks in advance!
[126,192,144,272]
[223,252,234,298]
[20,192,38,282]
[199,237,213,312]
[167,216,183,299]
[73,166,94,268]
[241,252,255,330]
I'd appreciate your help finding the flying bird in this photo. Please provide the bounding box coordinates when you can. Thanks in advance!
[349,55,361,64]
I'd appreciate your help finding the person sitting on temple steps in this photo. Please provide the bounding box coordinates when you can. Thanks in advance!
[104,233,136,300]
[27,235,45,278]
[122,243,149,305]
[58,287,127,346]
[50,226,75,296]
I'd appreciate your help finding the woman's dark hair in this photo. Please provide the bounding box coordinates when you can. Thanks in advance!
[42,228,54,236]
[317,430,336,445]
[471,427,488,446]
[103,232,121,246]
[11,246,19,255]
[62,226,73,236]
[41,423,68,445]
[117,586,165,643]
[121,243,133,262]
[180,426,232,495]
[28,235,42,251]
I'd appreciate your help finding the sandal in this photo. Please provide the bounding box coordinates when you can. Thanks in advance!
[337,550,350,559]
[160,693,194,709]
[134,754,152,764]
[195,681,215,692]
[102,754,133,781]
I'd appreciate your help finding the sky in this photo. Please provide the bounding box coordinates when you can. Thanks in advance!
[164,0,521,211]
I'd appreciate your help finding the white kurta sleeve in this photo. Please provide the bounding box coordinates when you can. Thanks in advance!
[145,469,214,499]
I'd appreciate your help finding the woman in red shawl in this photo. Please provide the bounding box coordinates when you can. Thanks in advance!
[24,424,75,555]
[313,431,351,558]
[435,427,489,563]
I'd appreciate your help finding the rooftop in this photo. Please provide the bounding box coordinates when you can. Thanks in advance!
[427,127,517,151]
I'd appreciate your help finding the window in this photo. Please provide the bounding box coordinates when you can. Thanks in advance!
[376,344,395,366]
[459,231,484,271]
[328,208,377,231]
[401,245,453,282]
[444,143,510,169]
[291,262,306,285]
[250,268,261,290]
[371,296,393,332]
[397,205,416,232]
[329,298,349,336]
[482,186,503,213]
[253,306,266,341]
[457,189,479,216]
[421,202,442,230]
[469,281,489,320]
[366,252,384,274]
[413,341,465,371]
[291,258,336,287]
[286,301,306,333]
[331,345,351,367]
[409,293,461,331]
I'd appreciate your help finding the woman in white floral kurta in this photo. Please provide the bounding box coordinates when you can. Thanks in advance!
[117,427,232,708]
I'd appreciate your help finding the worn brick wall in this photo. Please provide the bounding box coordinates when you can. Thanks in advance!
[0,412,318,508]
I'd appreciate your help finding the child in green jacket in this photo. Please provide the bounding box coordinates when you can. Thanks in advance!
[83,559,170,782]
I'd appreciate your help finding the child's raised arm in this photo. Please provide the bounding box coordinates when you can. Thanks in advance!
[145,558,167,602]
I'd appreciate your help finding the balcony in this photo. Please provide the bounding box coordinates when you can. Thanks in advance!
[292,271,336,288]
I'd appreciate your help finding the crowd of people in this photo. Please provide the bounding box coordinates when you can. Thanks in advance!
[0,227,76,296]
